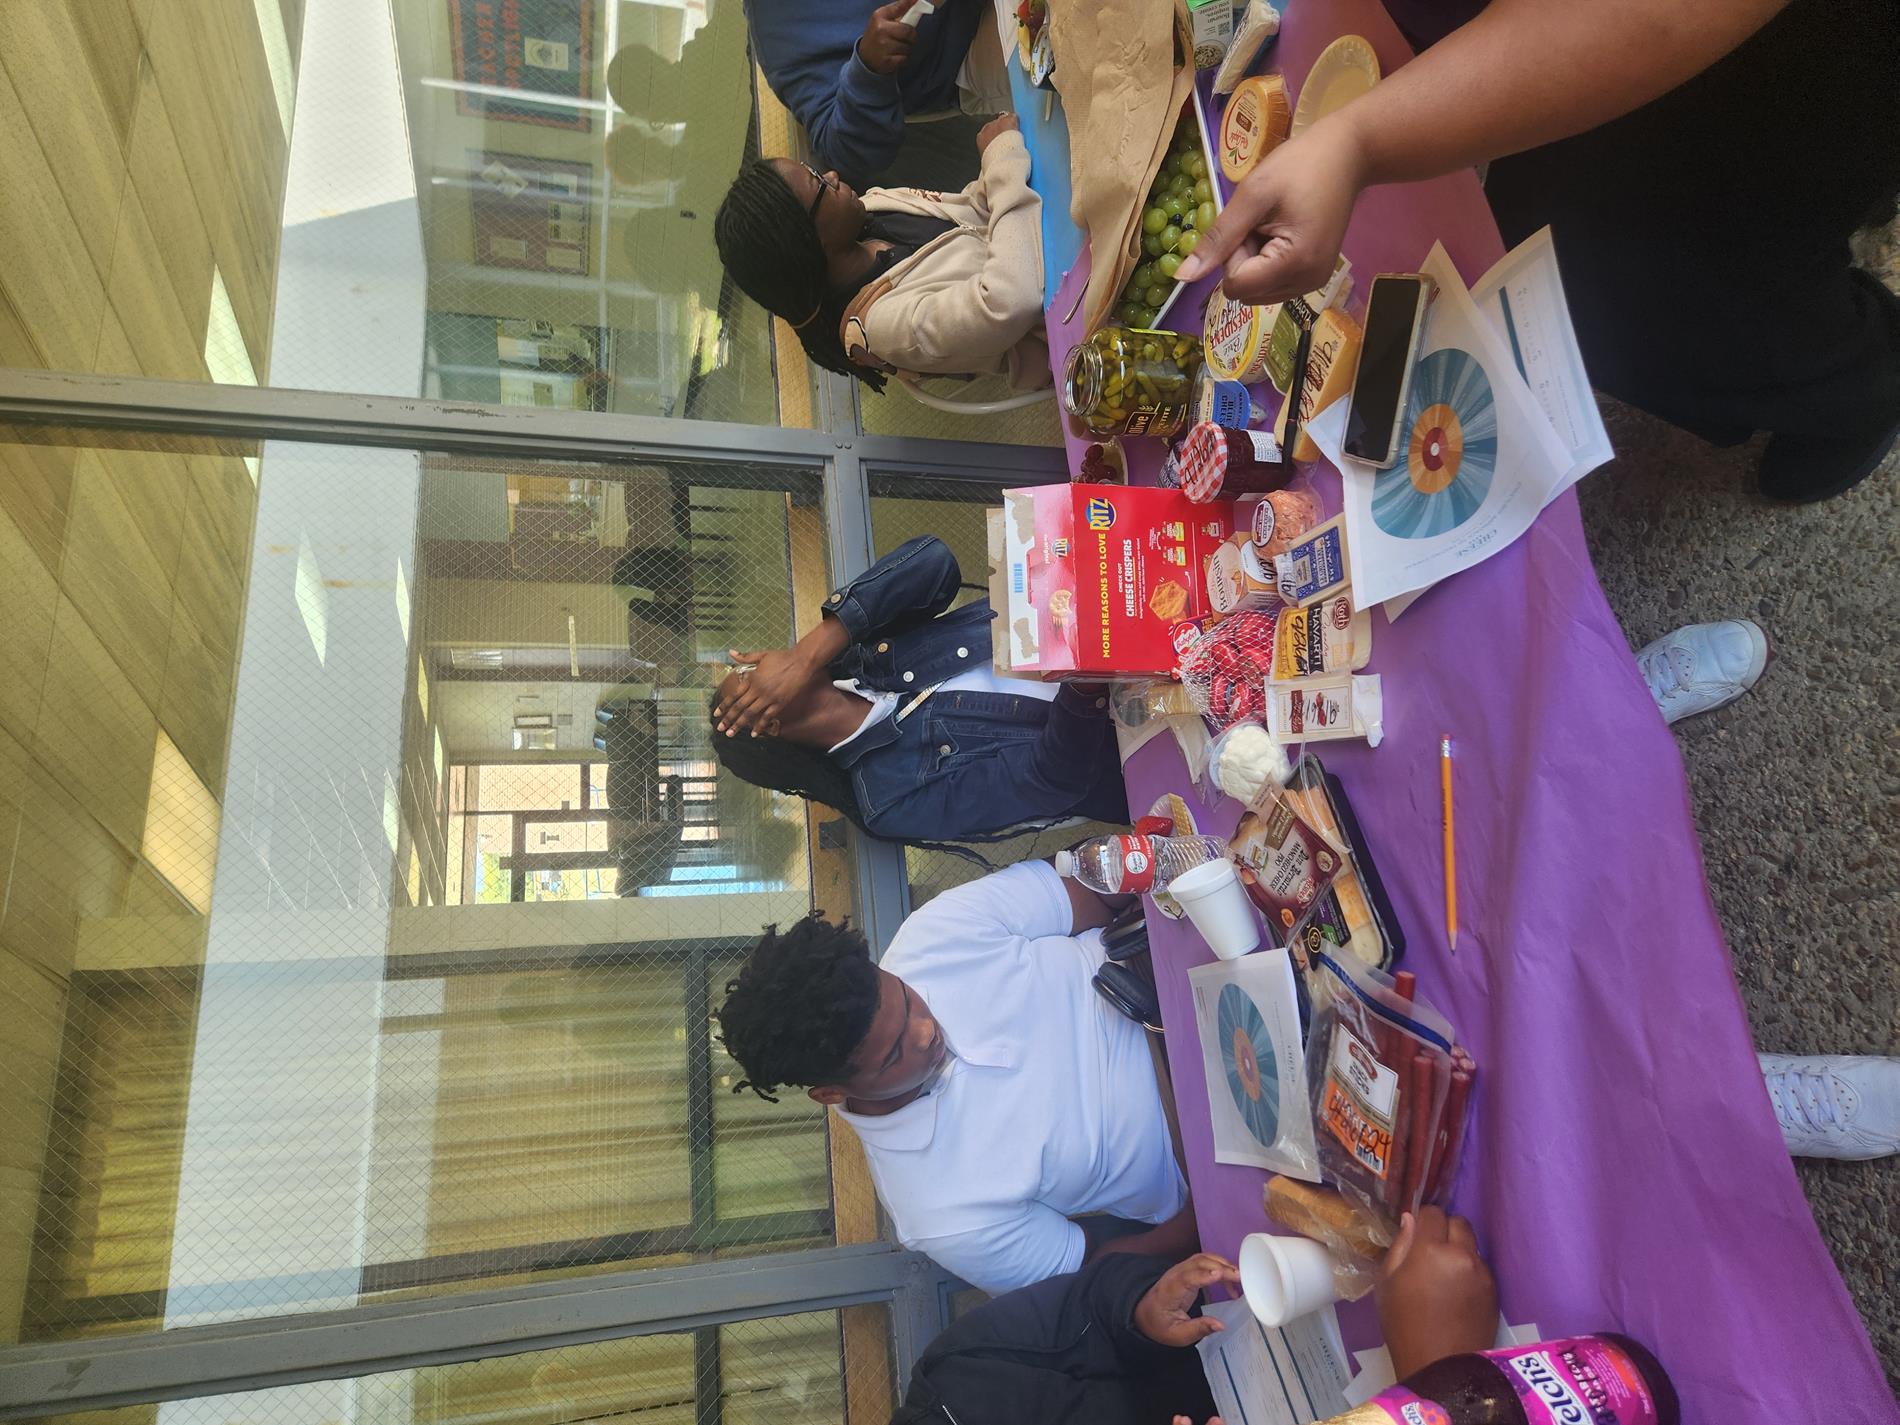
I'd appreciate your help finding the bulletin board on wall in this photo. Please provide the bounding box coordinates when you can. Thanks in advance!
[430,313,614,410]
[447,0,597,130]
[469,150,594,274]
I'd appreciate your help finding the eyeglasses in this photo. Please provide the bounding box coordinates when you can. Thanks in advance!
[800,163,839,219]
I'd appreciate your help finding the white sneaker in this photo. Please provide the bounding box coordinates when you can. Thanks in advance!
[1636,619,1769,725]
[1758,1054,1900,1161]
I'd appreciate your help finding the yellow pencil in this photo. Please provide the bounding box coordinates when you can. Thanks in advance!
[1440,735,1457,953]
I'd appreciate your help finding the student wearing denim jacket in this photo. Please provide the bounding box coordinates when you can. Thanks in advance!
[711,535,1127,844]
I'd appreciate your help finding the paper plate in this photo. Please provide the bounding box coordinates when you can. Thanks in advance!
[1289,34,1380,139]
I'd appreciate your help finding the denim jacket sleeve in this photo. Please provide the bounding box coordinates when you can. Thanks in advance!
[861,685,1117,842]
[821,536,963,646]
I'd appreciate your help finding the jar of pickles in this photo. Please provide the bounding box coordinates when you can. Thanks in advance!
[1063,327,1203,438]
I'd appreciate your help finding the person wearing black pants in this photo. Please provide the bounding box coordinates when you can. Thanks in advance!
[1480,0,1900,501]
[1178,0,1900,504]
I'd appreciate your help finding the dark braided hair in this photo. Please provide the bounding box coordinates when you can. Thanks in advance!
[716,913,881,1102]
[713,159,888,394]
[707,695,999,868]
[709,694,872,832]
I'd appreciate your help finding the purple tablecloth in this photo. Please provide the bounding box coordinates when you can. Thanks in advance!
[1036,1,1896,1419]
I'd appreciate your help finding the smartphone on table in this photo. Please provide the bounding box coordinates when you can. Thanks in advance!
[1342,273,1436,468]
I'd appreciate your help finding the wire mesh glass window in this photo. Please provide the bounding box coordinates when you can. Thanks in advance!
[0,428,850,1344]
[857,373,1064,450]
[0,0,813,428]
[21,1304,895,1425]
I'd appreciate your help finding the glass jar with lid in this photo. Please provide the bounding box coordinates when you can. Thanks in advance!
[1063,326,1203,438]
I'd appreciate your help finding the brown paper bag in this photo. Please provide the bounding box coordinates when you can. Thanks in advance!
[1048,0,1197,333]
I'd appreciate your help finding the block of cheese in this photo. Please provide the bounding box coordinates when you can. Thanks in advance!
[1273,305,1363,462]
[1218,74,1290,182]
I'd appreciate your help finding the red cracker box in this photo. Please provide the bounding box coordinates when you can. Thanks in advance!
[1002,483,1235,677]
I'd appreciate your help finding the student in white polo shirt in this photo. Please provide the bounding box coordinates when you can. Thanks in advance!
[715,859,1195,1294]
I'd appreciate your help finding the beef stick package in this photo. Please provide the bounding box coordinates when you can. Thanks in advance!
[1304,950,1473,1229]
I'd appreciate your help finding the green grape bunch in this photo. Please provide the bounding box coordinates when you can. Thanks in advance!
[1116,111,1217,330]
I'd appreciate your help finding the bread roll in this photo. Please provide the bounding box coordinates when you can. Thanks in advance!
[1264,1175,1393,1260]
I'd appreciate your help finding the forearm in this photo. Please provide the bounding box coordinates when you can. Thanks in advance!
[811,49,907,186]
[1335,0,1788,187]
[1077,1254,1188,1366]
[825,536,962,642]
[792,613,853,672]
[969,133,1044,335]
[1061,873,1134,933]
[1083,1201,1200,1266]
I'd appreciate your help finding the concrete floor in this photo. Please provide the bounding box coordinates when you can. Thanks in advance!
[1574,235,1899,1386]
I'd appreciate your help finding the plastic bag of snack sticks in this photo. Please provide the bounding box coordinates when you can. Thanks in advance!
[1303,951,1472,1232]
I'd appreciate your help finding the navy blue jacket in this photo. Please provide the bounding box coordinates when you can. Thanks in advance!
[820,536,1128,842]
[743,0,984,186]
[893,1254,1218,1425]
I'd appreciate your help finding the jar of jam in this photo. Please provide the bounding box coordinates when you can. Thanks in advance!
[1063,327,1203,438]
[1173,419,1292,501]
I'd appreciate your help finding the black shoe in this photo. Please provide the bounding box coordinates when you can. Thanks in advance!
[1757,410,1900,503]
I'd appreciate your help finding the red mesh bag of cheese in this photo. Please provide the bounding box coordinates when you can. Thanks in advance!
[1177,608,1279,730]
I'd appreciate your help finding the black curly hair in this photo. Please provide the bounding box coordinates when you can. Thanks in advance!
[716,913,882,1102]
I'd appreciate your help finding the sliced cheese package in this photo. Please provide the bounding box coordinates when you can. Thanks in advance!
[1264,256,1354,393]
[1265,673,1383,747]
[1282,757,1404,973]
[1271,592,1371,679]
[1273,306,1363,462]
[1268,514,1349,607]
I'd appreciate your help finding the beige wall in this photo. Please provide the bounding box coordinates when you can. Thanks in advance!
[0,0,298,384]
[0,437,257,1341]
[0,0,290,1341]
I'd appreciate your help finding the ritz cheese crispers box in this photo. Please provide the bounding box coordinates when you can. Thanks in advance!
[1000,484,1234,677]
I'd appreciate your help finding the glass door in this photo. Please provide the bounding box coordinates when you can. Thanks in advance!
[0,424,887,1420]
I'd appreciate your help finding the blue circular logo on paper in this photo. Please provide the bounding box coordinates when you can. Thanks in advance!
[1085,497,1117,531]
[1218,983,1280,1146]
[1373,347,1498,540]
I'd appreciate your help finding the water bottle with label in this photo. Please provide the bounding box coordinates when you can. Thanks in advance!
[1054,833,1228,896]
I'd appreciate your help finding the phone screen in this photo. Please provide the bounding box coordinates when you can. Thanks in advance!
[1344,276,1427,465]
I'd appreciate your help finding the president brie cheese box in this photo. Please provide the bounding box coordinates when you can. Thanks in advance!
[1003,483,1235,677]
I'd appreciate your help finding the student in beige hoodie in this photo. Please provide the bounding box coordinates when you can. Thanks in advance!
[714,114,1048,394]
